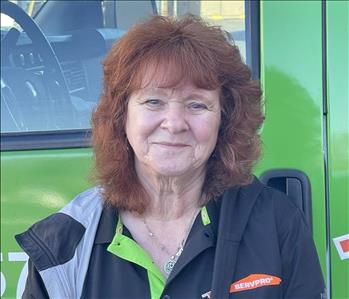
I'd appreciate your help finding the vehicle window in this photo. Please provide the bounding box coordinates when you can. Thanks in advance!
[0,0,246,134]
[155,1,246,61]
[1,0,46,29]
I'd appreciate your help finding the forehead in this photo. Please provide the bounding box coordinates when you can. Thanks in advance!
[132,56,220,90]
[133,61,220,98]
[136,61,186,90]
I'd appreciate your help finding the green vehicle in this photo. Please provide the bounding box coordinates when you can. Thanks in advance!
[1,0,348,298]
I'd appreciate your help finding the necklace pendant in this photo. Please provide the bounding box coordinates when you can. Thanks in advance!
[175,246,183,257]
[164,258,176,275]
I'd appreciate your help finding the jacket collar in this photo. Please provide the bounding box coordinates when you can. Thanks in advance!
[94,204,118,244]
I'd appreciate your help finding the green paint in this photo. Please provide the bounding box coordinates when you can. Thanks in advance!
[326,1,349,298]
[258,0,327,279]
[107,218,165,299]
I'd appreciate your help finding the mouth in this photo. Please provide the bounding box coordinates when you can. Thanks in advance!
[152,142,189,148]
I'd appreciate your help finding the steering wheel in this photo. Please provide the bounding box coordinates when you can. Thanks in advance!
[0,0,76,131]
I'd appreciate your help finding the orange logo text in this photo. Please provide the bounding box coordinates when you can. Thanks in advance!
[230,274,282,293]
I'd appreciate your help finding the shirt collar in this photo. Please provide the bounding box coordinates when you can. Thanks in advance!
[94,198,220,244]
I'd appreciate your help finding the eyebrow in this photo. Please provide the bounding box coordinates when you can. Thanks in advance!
[138,87,218,102]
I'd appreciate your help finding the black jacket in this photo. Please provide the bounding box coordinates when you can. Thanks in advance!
[211,178,325,299]
[17,178,325,298]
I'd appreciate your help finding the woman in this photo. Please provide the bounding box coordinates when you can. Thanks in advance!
[16,15,325,299]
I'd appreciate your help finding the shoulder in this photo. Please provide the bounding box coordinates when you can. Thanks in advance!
[256,184,302,217]
[245,180,311,246]
[15,187,104,271]
[60,186,104,226]
[27,186,103,235]
[223,178,309,236]
[223,177,301,216]
[257,185,309,233]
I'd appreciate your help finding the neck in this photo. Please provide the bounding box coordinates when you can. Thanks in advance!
[135,165,206,220]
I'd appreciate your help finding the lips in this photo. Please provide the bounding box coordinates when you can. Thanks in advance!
[152,142,189,148]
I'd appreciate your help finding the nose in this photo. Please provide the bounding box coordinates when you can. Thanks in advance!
[160,104,189,134]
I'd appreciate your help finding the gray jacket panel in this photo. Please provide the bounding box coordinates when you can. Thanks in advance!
[19,187,103,299]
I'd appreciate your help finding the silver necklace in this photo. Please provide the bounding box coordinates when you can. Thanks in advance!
[143,209,199,275]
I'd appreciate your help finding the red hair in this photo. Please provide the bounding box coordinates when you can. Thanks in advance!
[92,15,263,213]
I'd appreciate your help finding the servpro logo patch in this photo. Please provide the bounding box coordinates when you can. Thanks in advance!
[230,274,282,293]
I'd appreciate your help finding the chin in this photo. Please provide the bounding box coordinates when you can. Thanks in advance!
[152,165,192,178]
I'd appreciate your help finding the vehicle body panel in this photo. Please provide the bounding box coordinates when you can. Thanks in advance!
[327,1,349,298]
[257,0,327,276]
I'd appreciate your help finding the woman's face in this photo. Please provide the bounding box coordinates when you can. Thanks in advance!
[126,78,221,178]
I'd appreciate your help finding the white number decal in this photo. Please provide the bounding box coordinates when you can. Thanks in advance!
[0,253,6,297]
[0,252,29,298]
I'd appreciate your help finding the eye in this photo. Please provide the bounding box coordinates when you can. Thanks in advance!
[144,99,165,109]
[187,101,208,112]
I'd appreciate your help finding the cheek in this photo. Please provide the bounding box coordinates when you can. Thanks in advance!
[193,116,220,146]
[126,110,157,152]
[126,108,143,151]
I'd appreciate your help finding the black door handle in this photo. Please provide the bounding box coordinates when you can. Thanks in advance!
[259,169,312,232]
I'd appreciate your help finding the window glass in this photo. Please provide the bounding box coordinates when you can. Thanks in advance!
[156,1,246,60]
[0,0,246,134]
[1,0,46,29]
